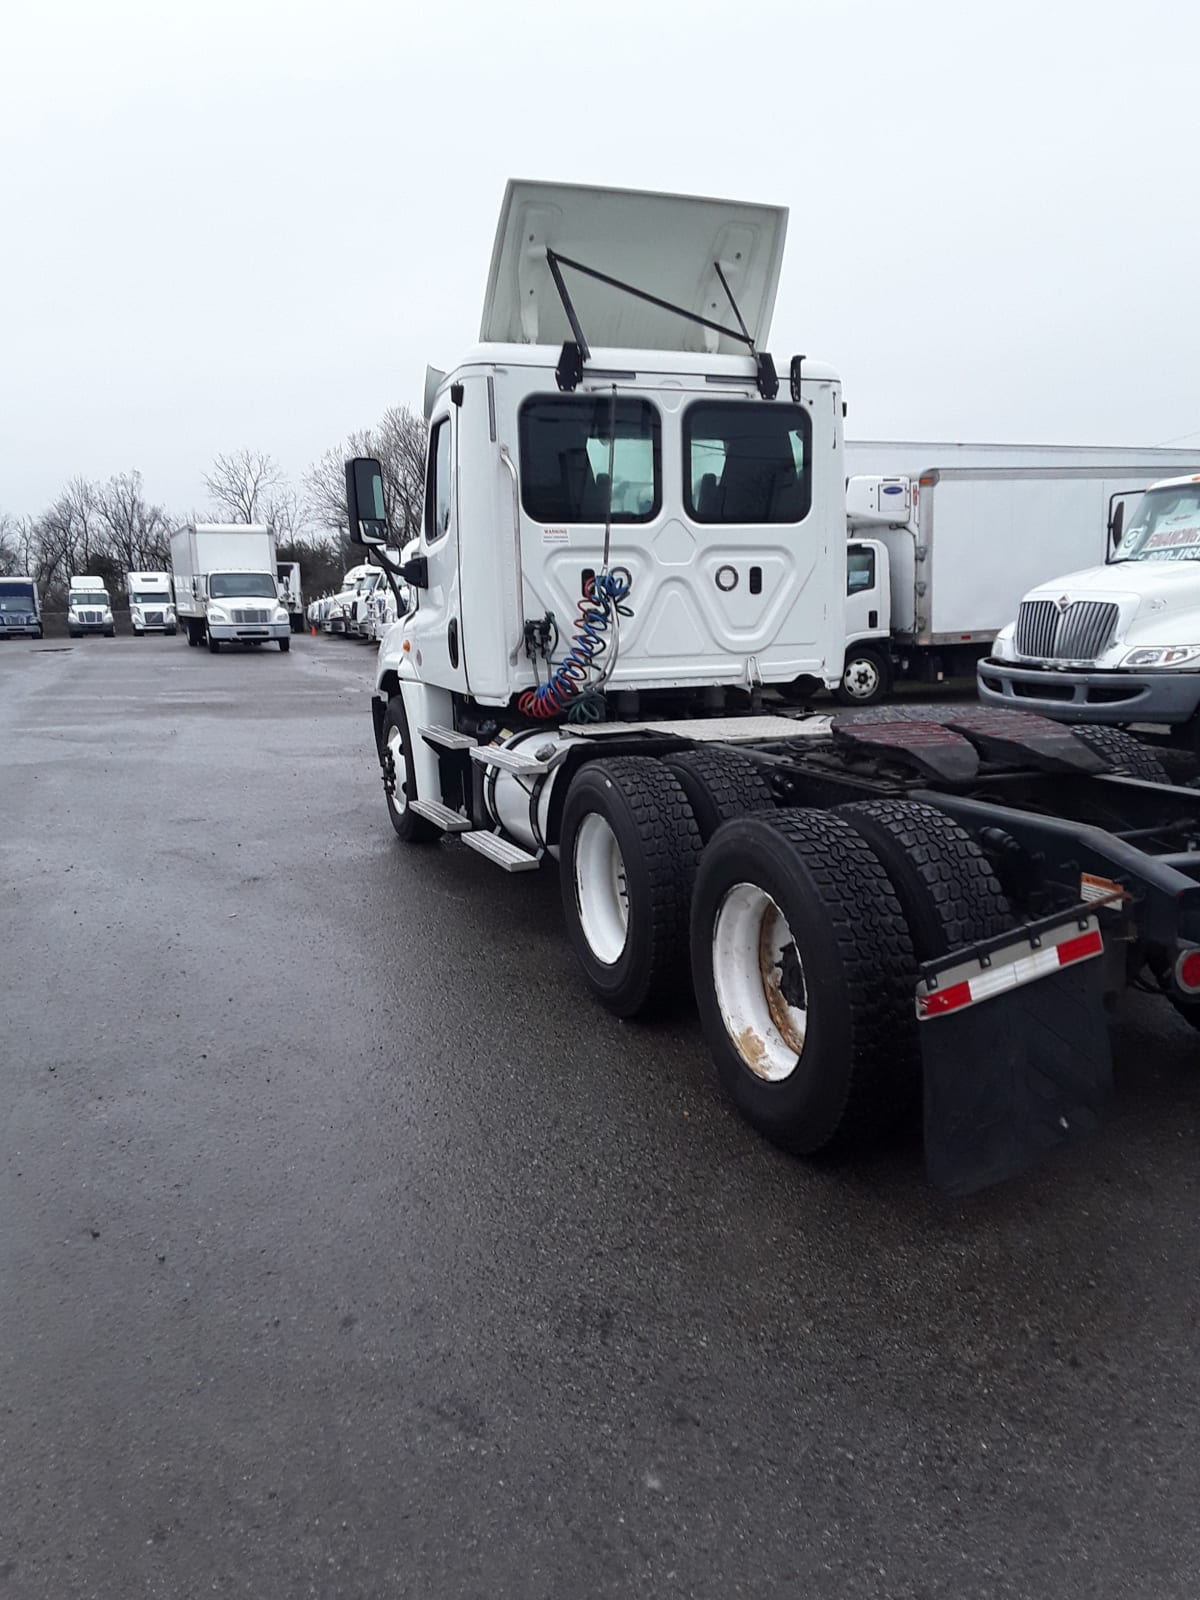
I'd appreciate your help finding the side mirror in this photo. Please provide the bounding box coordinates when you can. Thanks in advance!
[345,457,388,546]
[1110,500,1125,547]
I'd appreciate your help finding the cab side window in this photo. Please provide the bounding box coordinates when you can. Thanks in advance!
[424,418,453,543]
[847,544,876,595]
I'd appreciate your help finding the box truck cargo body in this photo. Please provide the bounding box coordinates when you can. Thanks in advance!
[170,523,291,652]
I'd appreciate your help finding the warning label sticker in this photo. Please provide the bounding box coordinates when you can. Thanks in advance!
[542,527,570,546]
[1080,871,1129,905]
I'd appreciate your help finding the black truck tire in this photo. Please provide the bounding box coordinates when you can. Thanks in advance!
[381,695,439,844]
[560,757,702,1018]
[690,808,919,1155]
[1069,724,1169,784]
[661,748,775,842]
[279,637,290,653]
[835,799,1014,959]
[208,635,221,653]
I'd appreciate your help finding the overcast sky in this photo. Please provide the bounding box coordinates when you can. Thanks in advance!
[3,0,1197,520]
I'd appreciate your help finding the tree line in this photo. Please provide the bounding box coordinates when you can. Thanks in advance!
[0,406,429,606]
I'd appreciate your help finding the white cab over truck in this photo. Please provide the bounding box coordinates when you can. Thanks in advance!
[345,180,1200,1196]
[830,452,1200,706]
[0,577,42,639]
[170,523,291,653]
[979,472,1200,744]
[67,576,114,637]
[126,570,176,636]
[276,561,304,633]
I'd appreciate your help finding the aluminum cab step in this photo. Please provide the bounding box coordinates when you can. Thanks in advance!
[419,723,477,750]
[409,799,472,832]
[462,831,541,872]
[469,743,555,774]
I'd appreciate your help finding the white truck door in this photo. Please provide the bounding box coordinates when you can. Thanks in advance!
[411,409,469,690]
[845,541,890,644]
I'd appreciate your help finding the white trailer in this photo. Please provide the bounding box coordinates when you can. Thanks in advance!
[125,570,176,636]
[823,451,1200,704]
[67,575,114,637]
[169,523,290,653]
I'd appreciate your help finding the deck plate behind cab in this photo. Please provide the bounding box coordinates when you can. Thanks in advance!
[832,704,1107,781]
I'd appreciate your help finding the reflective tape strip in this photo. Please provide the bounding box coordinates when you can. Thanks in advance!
[917,926,1103,1020]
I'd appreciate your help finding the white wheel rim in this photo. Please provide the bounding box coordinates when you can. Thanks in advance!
[843,657,881,699]
[711,883,807,1081]
[386,725,409,814]
[573,813,629,965]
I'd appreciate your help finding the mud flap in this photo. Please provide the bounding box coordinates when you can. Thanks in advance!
[917,913,1112,1194]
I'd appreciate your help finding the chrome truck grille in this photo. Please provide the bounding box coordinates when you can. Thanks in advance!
[81,609,103,624]
[231,609,268,625]
[145,610,164,626]
[1015,599,1119,662]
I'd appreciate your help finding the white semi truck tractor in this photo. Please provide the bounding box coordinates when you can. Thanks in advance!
[979,473,1200,749]
[347,181,1200,1195]
[67,576,115,637]
[125,570,176,635]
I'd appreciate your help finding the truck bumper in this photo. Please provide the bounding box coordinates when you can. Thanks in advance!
[209,623,291,642]
[0,623,41,637]
[977,658,1200,725]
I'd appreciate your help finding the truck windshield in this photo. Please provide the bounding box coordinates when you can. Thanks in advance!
[209,573,277,598]
[0,582,35,609]
[131,591,166,604]
[1115,486,1200,564]
[70,591,108,606]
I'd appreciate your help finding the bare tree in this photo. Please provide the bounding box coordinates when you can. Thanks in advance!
[263,483,307,545]
[203,450,284,524]
[303,405,428,547]
[94,470,173,573]
[0,514,20,576]
[36,477,104,594]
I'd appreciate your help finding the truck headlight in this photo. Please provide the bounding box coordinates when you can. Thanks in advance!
[272,607,289,623]
[208,606,230,624]
[1122,646,1200,668]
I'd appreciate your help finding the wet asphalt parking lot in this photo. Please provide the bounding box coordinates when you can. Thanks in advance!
[2,633,1200,1599]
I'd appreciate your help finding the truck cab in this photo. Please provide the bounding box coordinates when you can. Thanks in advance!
[979,473,1200,739]
[67,576,114,637]
[0,577,43,640]
[276,562,304,633]
[126,571,176,636]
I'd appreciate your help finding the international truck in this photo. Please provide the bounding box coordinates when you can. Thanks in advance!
[67,576,114,637]
[0,576,42,639]
[276,561,304,633]
[824,453,1200,705]
[169,523,291,652]
[125,570,176,636]
[345,179,1200,1196]
[978,474,1200,753]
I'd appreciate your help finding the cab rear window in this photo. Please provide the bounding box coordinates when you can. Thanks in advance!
[685,401,811,524]
[519,396,660,523]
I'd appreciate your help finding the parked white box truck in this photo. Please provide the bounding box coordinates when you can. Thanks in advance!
[126,570,176,636]
[170,524,291,652]
[67,576,114,637]
[276,561,304,633]
[0,576,43,639]
[820,451,1200,704]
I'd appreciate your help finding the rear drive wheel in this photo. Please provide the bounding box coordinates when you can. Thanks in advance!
[835,646,891,707]
[662,748,775,842]
[560,757,702,1017]
[1069,724,1169,784]
[834,799,1013,958]
[690,808,919,1153]
[382,695,439,843]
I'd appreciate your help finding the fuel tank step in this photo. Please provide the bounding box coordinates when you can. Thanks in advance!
[419,724,477,750]
[409,799,472,832]
[462,831,541,871]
